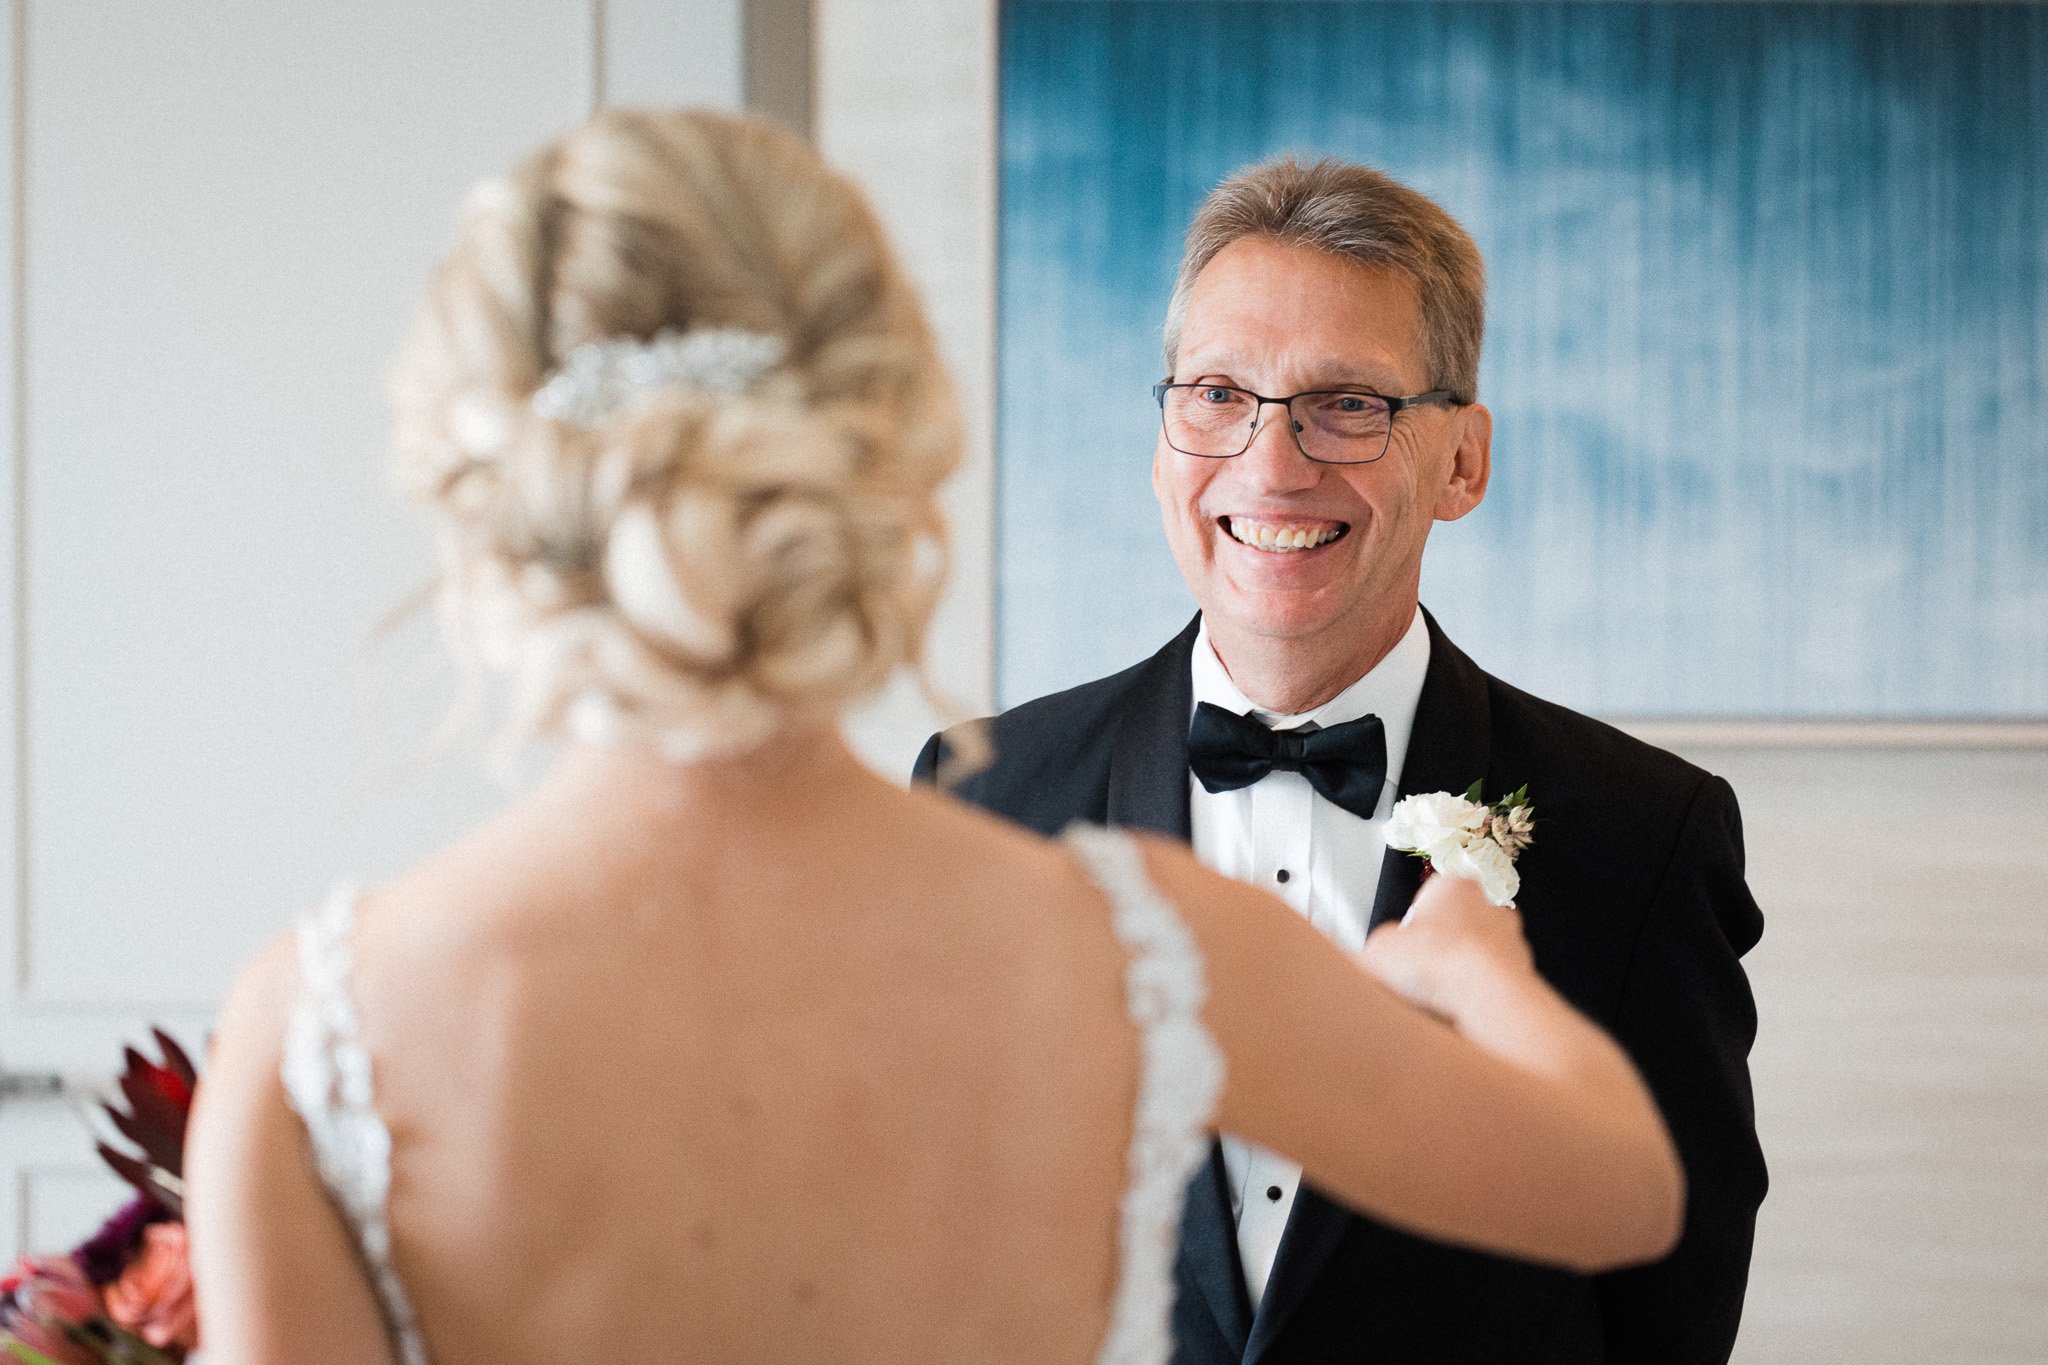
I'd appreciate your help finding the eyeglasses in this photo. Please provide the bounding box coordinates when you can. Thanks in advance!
[1153,381,1457,465]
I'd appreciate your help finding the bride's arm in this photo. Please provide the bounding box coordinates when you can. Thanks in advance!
[186,936,400,1365]
[1135,837,1684,1273]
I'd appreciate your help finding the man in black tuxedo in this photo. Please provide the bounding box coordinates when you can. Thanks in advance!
[915,157,1765,1363]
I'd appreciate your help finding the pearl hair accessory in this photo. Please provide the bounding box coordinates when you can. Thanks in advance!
[529,326,786,428]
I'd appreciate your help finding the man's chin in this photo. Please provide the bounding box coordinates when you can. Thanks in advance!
[1203,594,1353,645]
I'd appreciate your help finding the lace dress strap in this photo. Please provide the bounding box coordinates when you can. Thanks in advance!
[279,887,431,1365]
[1063,823,1227,1365]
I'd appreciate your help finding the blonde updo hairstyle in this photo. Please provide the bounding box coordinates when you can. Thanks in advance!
[391,109,961,760]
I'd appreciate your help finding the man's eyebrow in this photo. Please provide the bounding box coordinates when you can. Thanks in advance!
[1172,344,1418,390]
[1297,356,1410,389]
[1178,366,1410,392]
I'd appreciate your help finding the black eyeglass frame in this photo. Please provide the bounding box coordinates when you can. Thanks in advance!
[1152,380,1460,465]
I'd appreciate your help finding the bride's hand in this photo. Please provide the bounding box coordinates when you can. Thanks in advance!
[1359,869,1535,1023]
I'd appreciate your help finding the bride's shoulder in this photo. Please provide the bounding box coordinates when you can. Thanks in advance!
[187,904,335,1200]
[901,779,1090,885]
[208,928,303,1078]
[202,885,384,1095]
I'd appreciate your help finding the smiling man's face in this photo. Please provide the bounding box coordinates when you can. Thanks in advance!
[1153,235,1490,698]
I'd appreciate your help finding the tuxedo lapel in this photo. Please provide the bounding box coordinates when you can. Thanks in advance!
[1369,609,1495,930]
[1180,1146,1256,1358]
[1242,1187,1348,1363]
[1244,610,1494,1363]
[1104,614,1198,840]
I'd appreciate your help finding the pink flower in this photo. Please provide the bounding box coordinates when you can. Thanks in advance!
[102,1222,198,1354]
[0,1255,104,1365]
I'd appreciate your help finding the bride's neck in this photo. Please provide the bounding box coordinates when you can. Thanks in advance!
[549,722,872,817]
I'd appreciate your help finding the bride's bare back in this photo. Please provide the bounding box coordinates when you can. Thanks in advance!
[194,737,1153,1365]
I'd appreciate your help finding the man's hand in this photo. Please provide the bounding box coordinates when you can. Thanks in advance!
[1359,869,1535,1022]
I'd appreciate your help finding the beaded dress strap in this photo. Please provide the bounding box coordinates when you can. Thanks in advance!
[278,887,430,1365]
[1063,823,1227,1365]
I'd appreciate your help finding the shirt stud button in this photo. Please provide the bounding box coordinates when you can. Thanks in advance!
[1275,869,1291,884]
[1267,1185,1283,1201]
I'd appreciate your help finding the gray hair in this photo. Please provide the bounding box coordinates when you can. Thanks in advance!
[1163,156,1486,405]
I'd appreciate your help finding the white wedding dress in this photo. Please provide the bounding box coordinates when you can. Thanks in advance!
[279,824,1225,1365]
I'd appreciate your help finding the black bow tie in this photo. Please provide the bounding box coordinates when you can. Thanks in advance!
[1186,701,1389,821]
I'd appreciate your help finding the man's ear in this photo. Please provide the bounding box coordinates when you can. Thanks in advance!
[1433,402,1492,522]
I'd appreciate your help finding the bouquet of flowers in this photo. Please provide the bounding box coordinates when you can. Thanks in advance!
[0,1032,200,1365]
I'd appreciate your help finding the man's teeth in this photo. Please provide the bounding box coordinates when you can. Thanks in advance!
[1225,519,1343,551]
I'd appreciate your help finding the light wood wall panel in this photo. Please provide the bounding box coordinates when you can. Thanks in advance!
[1686,745,2048,1363]
[603,0,743,110]
[818,0,998,777]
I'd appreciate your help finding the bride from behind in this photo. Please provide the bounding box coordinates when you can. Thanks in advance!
[185,109,1680,1365]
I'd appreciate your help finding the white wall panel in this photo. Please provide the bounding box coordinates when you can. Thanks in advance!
[0,1103,115,1261]
[22,1165,123,1258]
[1,3,23,1019]
[5,0,589,1058]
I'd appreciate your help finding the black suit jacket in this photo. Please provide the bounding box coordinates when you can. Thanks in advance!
[915,612,1766,1364]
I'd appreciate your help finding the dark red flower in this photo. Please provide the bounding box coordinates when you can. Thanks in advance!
[98,1030,198,1219]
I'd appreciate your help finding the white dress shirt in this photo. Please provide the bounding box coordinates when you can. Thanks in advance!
[1190,607,1431,1310]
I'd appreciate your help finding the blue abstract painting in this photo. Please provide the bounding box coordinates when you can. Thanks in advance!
[997,1,2048,718]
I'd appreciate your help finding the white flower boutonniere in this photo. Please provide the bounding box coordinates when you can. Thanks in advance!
[1384,782,1535,907]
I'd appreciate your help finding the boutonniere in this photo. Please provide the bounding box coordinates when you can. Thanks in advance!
[1384,782,1535,907]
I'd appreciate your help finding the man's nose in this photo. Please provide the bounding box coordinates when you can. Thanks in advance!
[1238,402,1321,492]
